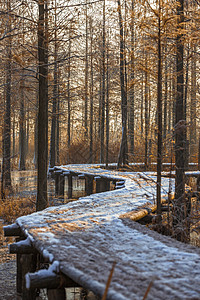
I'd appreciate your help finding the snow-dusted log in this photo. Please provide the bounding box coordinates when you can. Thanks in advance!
[26,267,79,289]
[120,204,157,221]
[4,223,22,237]
[9,237,37,254]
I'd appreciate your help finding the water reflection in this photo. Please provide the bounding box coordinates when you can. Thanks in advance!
[11,170,37,196]
[64,177,86,200]
[10,170,86,203]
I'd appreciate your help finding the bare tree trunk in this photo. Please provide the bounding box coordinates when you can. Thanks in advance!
[1,0,12,199]
[56,85,60,165]
[141,70,144,136]
[106,38,109,167]
[19,23,26,171]
[163,44,167,139]
[67,25,71,159]
[49,1,57,169]
[117,0,128,167]
[190,46,197,161]
[84,0,88,137]
[19,72,26,171]
[36,0,48,211]
[12,110,15,158]
[129,0,135,156]
[89,17,93,164]
[173,0,186,241]
[156,0,162,218]
[100,0,106,163]
[144,52,149,170]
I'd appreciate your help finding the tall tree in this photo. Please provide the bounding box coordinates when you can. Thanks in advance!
[89,17,94,163]
[156,0,162,218]
[106,38,110,166]
[36,0,48,211]
[100,0,106,163]
[190,45,197,160]
[129,0,135,156]
[173,0,186,241]
[117,0,128,167]
[49,0,58,169]
[1,0,12,199]
[84,0,88,137]
[19,19,26,171]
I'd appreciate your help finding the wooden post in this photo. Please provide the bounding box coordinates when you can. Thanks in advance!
[59,174,65,197]
[55,173,60,196]
[16,238,23,298]
[47,289,66,300]
[55,170,62,196]
[105,180,110,191]
[68,174,73,199]
[85,176,93,195]
[22,254,37,300]
[95,177,110,193]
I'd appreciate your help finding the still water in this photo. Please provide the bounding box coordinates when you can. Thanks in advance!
[10,170,86,203]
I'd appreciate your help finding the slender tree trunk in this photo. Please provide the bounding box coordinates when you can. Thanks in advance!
[98,61,102,142]
[36,0,48,211]
[1,0,12,199]
[144,52,149,170]
[129,0,135,155]
[19,21,26,171]
[12,110,15,158]
[157,0,162,218]
[106,40,109,166]
[56,85,60,165]
[26,105,29,157]
[84,0,88,137]
[190,46,197,161]
[19,72,26,171]
[100,0,106,163]
[163,44,167,139]
[67,28,71,152]
[117,0,128,167]
[89,18,93,164]
[173,0,186,241]
[49,2,57,169]
[141,71,144,136]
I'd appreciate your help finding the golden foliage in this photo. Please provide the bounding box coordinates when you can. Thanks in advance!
[0,196,36,224]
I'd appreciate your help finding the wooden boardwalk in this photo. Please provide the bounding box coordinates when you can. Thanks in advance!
[4,165,200,300]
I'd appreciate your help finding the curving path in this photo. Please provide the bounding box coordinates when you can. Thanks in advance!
[7,165,200,299]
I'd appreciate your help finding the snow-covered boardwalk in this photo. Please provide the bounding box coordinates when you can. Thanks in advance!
[6,165,200,299]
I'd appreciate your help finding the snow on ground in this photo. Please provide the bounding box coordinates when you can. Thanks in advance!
[15,165,199,300]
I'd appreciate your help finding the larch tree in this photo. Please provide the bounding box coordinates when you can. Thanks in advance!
[117,0,128,167]
[1,0,12,199]
[173,0,186,241]
[36,0,48,211]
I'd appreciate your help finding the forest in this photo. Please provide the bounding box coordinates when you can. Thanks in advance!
[0,0,199,240]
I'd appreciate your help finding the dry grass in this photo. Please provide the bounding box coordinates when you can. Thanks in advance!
[0,196,36,224]
[0,196,36,264]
